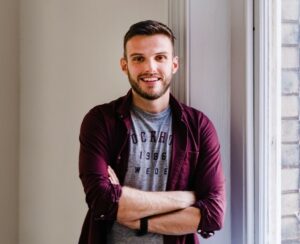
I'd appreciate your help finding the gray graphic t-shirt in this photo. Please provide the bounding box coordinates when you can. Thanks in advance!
[107,105,173,244]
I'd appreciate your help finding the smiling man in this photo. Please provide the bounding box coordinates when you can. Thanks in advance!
[78,20,225,244]
[122,33,176,105]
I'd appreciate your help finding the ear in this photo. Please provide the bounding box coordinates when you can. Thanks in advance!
[172,56,179,74]
[120,57,128,74]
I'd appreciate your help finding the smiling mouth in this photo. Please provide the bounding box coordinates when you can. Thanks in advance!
[140,77,161,82]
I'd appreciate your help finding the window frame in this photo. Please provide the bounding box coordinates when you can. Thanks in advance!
[255,0,281,243]
[231,0,281,243]
[171,0,282,243]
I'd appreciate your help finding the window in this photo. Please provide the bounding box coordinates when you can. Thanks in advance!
[256,0,300,243]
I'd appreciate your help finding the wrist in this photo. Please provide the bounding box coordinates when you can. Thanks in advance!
[136,217,148,236]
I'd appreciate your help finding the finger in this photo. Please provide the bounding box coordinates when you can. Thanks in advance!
[108,166,117,179]
[108,166,120,184]
[107,167,115,180]
[108,166,115,177]
[108,176,116,184]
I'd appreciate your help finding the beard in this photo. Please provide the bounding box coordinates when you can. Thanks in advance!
[127,72,172,100]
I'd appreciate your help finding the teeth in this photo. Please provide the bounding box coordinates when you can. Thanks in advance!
[142,77,159,82]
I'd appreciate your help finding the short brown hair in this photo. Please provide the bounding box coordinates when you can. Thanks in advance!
[123,20,176,57]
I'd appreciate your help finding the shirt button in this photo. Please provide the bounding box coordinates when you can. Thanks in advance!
[117,156,121,160]
[197,229,201,234]
[100,214,105,219]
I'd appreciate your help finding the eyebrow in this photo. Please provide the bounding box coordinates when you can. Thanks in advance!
[129,52,169,58]
[129,53,143,58]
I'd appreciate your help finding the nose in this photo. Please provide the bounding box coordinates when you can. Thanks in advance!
[144,59,157,73]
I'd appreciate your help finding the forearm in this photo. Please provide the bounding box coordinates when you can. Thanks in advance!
[121,206,201,235]
[117,186,195,221]
[108,166,196,222]
[148,207,200,235]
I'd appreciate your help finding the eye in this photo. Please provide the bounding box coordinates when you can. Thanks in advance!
[132,56,144,62]
[156,55,167,62]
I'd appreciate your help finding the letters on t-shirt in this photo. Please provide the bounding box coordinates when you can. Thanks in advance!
[130,130,173,145]
[134,166,168,175]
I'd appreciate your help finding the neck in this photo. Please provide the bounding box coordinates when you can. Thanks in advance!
[132,91,170,114]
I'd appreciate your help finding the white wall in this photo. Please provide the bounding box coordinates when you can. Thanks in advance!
[19,1,168,243]
[0,0,19,243]
[189,0,231,243]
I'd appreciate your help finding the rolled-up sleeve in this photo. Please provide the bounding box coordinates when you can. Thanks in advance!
[79,108,122,221]
[193,116,226,233]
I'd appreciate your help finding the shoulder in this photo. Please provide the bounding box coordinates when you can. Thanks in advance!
[80,94,128,132]
[84,95,128,120]
[180,103,215,131]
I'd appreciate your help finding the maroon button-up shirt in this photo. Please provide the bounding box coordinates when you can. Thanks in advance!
[78,90,225,244]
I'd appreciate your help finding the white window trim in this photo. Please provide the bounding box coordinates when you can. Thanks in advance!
[255,0,281,243]
[254,0,267,243]
[232,0,281,242]
[268,0,282,239]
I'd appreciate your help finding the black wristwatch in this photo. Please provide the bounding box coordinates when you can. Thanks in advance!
[136,217,148,236]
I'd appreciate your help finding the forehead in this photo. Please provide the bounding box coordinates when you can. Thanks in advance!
[125,34,173,56]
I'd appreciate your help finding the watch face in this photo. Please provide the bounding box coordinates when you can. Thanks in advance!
[198,230,215,239]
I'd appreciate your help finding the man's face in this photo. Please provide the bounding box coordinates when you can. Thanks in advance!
[120,34,178,100]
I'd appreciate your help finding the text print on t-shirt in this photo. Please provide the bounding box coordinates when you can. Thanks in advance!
[130,130,172,176]
[124,106,172,191]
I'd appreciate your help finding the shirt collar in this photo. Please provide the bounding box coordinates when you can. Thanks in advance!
[116,89,187,123]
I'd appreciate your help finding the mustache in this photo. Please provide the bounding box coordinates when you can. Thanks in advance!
[138,73,162,79]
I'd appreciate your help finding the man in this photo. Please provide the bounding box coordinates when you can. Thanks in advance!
[78,20,225,244]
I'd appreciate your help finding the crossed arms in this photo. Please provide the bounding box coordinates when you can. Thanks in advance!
[108,166,201,235]
[79,107,225,237]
